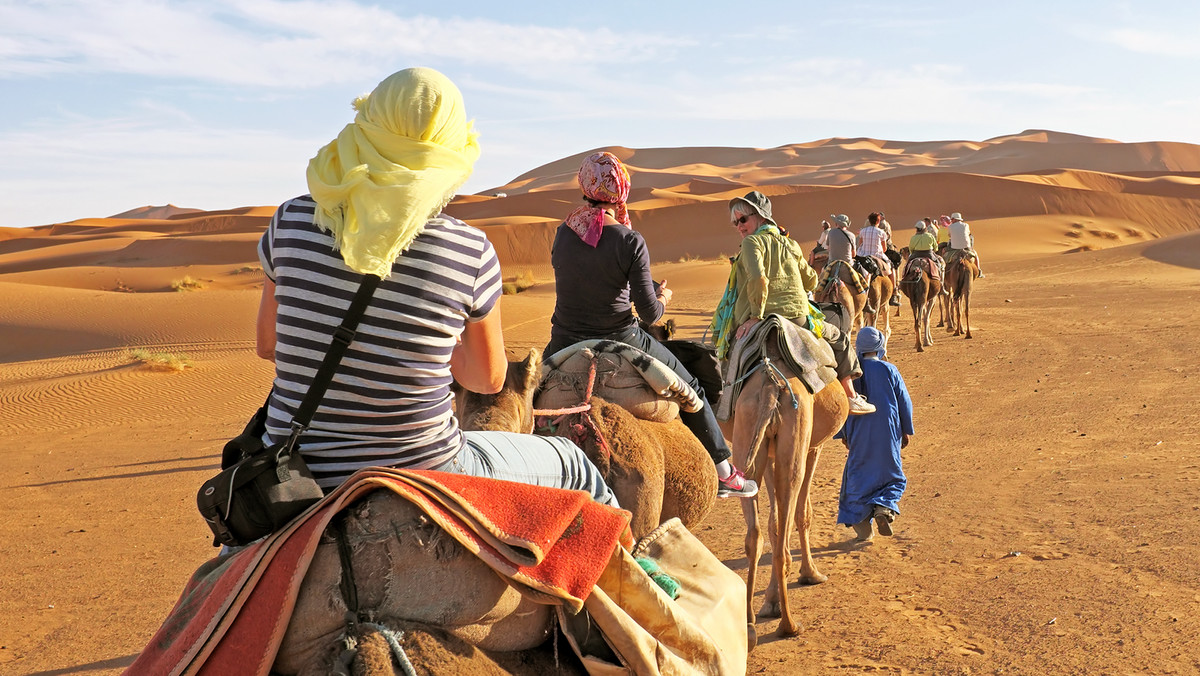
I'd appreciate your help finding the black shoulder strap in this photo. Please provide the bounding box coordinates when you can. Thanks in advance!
[291,274,382,431]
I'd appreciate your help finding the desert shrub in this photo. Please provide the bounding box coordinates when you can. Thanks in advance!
[171,276,203,291]
[130,349,193,372]
[502,269,537,295]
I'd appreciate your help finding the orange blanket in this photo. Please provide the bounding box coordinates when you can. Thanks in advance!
[125,469,632,676]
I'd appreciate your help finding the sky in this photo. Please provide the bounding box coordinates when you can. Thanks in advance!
[2,0,1199,227]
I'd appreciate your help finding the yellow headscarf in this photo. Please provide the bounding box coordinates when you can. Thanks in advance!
[306,67,481,277]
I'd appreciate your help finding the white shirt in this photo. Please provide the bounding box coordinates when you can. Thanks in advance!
[949,220,973,249]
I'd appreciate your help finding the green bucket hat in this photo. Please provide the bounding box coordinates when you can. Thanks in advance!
[729,190,776,225]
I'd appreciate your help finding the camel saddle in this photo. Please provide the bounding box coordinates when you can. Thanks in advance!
[715,314,837,421]
[540,340,704,423]
[945,247,980,267]
[904,255,943,282]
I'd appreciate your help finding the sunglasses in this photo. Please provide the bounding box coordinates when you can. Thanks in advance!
[734,214,753,226]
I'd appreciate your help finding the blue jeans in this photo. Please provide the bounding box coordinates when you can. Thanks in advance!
[436,431,620,508]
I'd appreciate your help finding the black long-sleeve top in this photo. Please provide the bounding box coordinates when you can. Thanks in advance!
[549,222,663,339]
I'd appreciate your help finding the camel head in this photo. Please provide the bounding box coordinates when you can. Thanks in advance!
[638,317,676,342]
[454,349,541,434]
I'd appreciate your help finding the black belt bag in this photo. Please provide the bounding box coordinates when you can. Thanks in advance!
[197,274,381,547]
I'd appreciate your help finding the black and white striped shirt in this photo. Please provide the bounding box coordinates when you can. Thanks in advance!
[258,195,502,490]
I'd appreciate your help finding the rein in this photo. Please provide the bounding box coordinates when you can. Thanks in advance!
[532,357,613,463]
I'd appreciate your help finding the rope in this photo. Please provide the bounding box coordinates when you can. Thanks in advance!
[762,357,799,410]
[362,622,418,676]
[532,358,597,419]
[532,355,612,463]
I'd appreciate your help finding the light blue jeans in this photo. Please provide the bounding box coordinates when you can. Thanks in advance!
[437,431,620,508]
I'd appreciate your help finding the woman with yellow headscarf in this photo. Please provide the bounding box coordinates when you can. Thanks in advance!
[254,67,616,505]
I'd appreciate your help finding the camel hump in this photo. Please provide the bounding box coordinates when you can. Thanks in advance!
[715,315,837,421]
[539,340,703,423]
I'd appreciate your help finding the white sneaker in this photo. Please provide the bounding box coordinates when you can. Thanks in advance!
[848,394,876,415]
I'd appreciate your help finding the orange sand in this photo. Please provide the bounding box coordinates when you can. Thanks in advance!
[2,131,1199,675]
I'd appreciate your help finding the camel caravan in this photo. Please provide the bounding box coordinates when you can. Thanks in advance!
[130,211,982,675]
[126,70,981,675]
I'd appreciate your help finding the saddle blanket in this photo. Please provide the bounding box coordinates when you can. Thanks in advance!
[818,260,868,295]
[542,339,703,414]
[904,256,943,283]
[716,314,837,421]
[125,469,632,676]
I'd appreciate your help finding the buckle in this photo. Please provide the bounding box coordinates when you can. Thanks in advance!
[332,325,356,346]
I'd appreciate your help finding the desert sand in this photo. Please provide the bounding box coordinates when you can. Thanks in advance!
[1,130,1199,675]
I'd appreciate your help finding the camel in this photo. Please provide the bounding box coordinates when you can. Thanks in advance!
[898,255,943,352]
[455,348,717,541]
[718,332,849,648]
[944,254,979,339]
[276,491,558,675]
[813,260,867,335]
[863,269,893,342]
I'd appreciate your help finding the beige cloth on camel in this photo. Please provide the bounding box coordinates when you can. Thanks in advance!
[559,518,748,675]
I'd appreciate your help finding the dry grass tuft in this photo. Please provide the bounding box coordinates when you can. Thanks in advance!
[130,349,193,372]
[171,276,204,291]
[502,269,537,295]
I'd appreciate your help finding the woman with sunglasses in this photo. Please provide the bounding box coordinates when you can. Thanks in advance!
[711,191,874,414]
[544,151,758,498]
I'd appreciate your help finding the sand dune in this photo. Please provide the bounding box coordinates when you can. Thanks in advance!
[3,131,1200,675]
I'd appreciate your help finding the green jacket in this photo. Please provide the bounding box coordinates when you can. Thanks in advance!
[909,231,937,252]
[733,226,817,326]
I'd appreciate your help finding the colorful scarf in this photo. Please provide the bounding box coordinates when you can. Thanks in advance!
[306,67,481,277]
[708,223,778,359]
[708,259,740,360]
[564,151,632,247]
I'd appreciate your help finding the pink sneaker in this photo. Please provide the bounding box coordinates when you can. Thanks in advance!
[718,467,759,498]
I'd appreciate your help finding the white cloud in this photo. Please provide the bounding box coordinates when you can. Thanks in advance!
[0,116,315,226]
[1095,28,1200,58]
[0,0,690,87]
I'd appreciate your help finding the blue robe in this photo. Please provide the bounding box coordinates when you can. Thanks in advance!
[835,357,914,525]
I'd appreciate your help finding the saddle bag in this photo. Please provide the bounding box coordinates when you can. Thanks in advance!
[196,273,381,547]
[197,434,324,547]
[854,254,880,279]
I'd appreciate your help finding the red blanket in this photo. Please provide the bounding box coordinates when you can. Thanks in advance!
[125,469,632,676]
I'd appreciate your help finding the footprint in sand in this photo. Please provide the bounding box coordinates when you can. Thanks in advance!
[884,599,986,657]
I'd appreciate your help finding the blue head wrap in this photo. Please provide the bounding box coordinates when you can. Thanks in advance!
[856,326,887,360]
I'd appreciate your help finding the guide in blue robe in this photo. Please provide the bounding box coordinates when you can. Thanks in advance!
[835,328,914,526]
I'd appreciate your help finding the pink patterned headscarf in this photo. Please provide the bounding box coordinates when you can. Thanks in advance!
[940,214,952,227]
[564,151,632,247]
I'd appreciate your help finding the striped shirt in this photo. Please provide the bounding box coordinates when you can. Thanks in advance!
[258,195,502,490]
[857,225,887,258]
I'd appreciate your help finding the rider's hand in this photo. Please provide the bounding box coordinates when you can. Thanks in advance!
[735,317,760,340]
[656,280,673,305]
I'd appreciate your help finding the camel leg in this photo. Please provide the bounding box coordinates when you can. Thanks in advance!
[963,289,973,339]
[740,491,763,649]
[771,429,805,637]
[913,299,924,353]
[763,463,782,619]
[922,300,935,347]
[794,442,826,585]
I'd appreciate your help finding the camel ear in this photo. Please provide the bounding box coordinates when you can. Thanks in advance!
[517,349,542,393]
[664,318,676,339]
